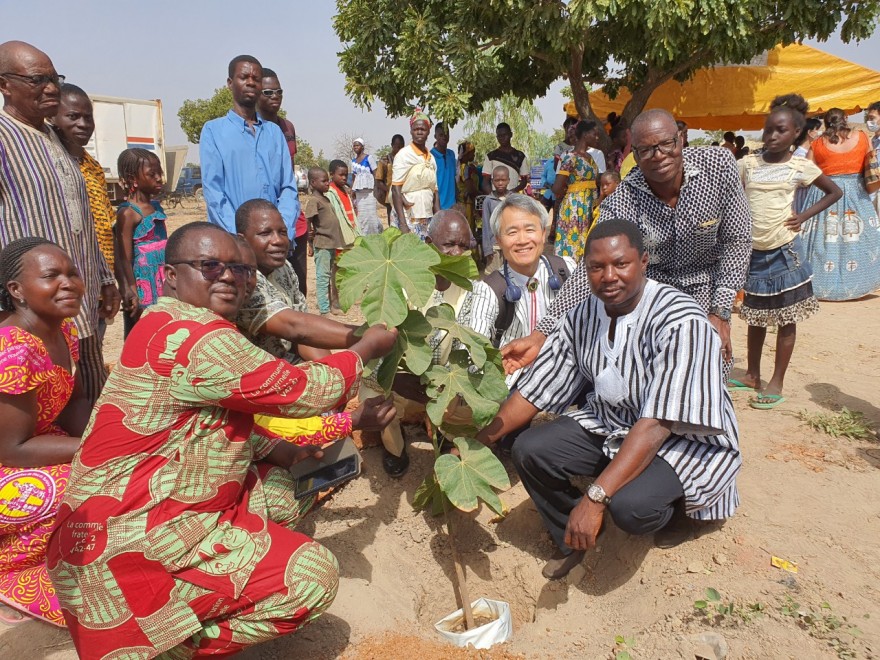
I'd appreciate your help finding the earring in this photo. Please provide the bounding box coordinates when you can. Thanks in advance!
[15,296,26,307]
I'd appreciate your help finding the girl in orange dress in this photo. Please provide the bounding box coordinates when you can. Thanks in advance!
[800,108,880,300]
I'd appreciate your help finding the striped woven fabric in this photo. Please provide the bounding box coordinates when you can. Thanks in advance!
[0,109,113,338]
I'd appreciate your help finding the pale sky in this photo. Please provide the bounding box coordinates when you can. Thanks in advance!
[5,2,880,161]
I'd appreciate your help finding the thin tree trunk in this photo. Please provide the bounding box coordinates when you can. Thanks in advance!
[444,505,475,630]
[567,46,614,155]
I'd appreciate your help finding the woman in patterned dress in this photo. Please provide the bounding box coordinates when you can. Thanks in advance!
[552,120,599,261]
[800,108,880,300]
[0,238,90,626]
[47,224,397,658]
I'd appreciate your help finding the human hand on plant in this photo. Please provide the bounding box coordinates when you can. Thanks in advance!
[351,395,396,431]
[500,330,546,375]
[350,324,399,362]
[564,497,605,551]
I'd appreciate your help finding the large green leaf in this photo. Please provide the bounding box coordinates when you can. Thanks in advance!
[423,350,508,428]
[373,340,405,394]
[413,471,446,517]
[336,228,440,327]
[371,309,434,393]
[429,250,478,291]
[424,304,490,368]
[398,310,434,376]
[434,437,511,515]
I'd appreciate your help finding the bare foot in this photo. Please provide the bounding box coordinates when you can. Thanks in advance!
[740,374,761,390]
[0,603,26,625]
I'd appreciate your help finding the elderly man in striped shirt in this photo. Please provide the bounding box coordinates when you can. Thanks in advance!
[0,41,119,403]
[478,219,741,580]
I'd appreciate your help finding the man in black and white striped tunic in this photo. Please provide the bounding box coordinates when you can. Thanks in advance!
[478,219,741,580]
[0,41,120,404]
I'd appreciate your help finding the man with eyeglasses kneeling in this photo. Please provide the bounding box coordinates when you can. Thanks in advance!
[502,109,752,384]
[48,222,397,658]
[477,219,741,580]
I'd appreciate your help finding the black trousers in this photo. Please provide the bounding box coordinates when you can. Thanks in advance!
[512,416,684,553]
[288,235,308,296]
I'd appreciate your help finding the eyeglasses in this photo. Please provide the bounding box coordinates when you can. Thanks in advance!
[0,72,65,88]
[169,260,256,284]
[261,88,283,98]
[633,136,679,160]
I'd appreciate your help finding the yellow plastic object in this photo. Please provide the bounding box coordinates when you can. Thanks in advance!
[771,556,798,573]
[253,414,327,440]
[565,44,880,130]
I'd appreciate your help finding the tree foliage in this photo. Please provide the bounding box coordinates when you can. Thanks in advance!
[178,87,234,144]
[336,228,511,517]
[334,0,880,149]
[296,138,330,171]
[461,94,557,162]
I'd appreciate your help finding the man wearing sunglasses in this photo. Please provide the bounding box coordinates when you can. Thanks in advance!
[502,109,751,383]
[0,40,120,405]
[200,55,300,244]
[50,221,398,658]
[257,67,309,296]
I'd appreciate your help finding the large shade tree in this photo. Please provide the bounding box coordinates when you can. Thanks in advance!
[334,0,879,149]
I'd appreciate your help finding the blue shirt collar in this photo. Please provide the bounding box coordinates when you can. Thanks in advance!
[226,109,263,129]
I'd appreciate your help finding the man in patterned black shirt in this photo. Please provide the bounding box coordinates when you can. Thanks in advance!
[502,109,751,375]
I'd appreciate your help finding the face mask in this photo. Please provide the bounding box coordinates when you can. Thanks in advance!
[867,121,879,133]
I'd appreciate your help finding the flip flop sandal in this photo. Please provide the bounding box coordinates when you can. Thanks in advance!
[727,378,755,391]
[750,393,785,409]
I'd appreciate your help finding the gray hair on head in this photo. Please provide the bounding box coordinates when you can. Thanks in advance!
[489,193,550,237]
[426,208,471,239]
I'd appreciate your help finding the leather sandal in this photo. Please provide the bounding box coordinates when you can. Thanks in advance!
[542,549,586,580]
[382,448,410,478]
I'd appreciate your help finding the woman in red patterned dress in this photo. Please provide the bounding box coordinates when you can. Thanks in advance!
[0,237,91,626]
[47,224,397,658]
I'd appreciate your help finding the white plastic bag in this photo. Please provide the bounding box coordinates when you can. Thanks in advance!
[434,597,513,649]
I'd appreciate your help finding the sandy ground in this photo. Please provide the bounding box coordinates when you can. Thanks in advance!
[2,203,878,659]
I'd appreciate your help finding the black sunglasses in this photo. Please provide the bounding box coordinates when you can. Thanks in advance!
[1,72,65,88]
[169,260,255,283]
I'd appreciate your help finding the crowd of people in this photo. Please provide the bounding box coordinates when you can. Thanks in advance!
[1,38,879,657]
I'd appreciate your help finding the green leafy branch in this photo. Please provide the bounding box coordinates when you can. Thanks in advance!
[336,228,512,629]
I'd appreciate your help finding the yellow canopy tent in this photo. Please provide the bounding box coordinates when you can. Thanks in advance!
[564,43,880,130]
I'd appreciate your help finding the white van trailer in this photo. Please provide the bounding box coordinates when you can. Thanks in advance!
[85,95,167,202]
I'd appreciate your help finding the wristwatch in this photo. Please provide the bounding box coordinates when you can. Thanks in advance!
[708,306,732,322]
[587,483,611,506]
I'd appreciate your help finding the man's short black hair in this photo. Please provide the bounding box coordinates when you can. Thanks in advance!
[496,122,512,133]
[228,54,261,79]
[165,222,229,264]
[867,100,880,115]
[261,67,278,79]
[723,131,735,142]
[391,133,405,145]
[586,218,646,256]
[235,198,279,234]
[59,83,89,100]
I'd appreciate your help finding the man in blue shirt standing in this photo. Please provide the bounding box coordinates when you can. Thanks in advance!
[201,55,299,238]
[431,122,457,210]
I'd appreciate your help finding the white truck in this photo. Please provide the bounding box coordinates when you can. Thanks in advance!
[84,95,186,202]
